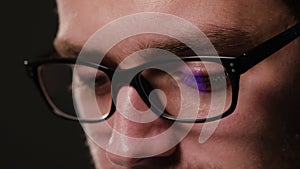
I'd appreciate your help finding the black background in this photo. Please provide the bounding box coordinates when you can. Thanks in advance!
[3,1,92,169]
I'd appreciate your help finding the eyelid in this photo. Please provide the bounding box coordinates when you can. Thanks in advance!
[181,61,225,76]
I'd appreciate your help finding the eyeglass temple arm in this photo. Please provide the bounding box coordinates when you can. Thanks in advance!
[236,23,300,74]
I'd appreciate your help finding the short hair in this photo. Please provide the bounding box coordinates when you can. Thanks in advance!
[284,0,300,20]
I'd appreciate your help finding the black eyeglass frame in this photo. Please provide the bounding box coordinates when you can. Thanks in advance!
[24,23,300,123]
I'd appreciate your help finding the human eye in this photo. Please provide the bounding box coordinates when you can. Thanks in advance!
[86,75,110,95]
[73,68,111,96]
[177,61,229,93]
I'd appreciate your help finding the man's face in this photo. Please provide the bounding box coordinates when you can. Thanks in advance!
[54,0,300,169]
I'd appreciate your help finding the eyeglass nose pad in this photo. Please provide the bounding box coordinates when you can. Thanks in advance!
[131,74,166,117]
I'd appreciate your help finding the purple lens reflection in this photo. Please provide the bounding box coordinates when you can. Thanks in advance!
[182,74,211,92]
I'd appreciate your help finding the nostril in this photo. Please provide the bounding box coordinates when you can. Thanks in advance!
[106,152,142,167]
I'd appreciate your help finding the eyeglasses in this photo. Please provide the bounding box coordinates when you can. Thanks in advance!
[24,23,300,123]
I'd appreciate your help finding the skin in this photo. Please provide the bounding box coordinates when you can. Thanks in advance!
[54,0,300,169]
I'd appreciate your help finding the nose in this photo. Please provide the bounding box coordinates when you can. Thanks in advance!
[106,86,177,167]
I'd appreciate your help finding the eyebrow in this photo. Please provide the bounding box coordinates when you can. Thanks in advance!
[54,24,256,63]
[205,25,256,55]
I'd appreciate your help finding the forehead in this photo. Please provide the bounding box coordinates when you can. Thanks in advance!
[55,0,291,60]
[56,0,286,29]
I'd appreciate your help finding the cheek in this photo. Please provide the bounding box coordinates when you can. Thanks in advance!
[238,41,300,126]
[177,65,295,168]
[231,59,288,137]
[216,44,300,164]
[87,139,113,169]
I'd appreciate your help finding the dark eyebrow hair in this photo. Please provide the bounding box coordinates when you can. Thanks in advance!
[54,24,256,61]
[205,25,256,55]
[150,27,255,57]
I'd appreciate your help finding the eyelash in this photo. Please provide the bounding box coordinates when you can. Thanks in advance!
[174,62,230,92]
